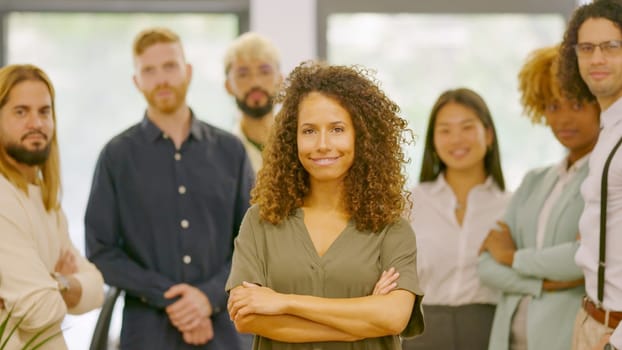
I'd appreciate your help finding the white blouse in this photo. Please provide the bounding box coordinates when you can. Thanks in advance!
[411,175,510,306]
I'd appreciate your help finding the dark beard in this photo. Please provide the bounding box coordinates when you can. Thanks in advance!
[235,88,274,119]
[6,143,51,166]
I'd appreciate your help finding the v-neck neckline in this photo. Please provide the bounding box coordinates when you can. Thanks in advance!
[295,208,352,261]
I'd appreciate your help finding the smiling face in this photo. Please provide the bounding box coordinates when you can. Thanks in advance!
[577,17,622,110]
[0,80,54,167]
[433,102,492,174]
[297,92,355,187]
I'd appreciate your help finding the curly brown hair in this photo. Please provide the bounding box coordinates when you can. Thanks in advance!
[251,61,413,233]
[520,45,598,125]
[559,0,622,101]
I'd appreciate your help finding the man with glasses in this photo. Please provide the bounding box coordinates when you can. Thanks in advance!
[559,1,622,349]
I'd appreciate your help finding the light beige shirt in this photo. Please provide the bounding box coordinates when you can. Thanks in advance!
[576,98,622,348]
[0,175,104,349]
[411,175,510,305]
[233,122,263,173]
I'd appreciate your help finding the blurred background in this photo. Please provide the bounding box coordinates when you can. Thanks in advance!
[0,0,590,347]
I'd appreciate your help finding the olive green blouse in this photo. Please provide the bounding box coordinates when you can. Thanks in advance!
[226,205,424,350]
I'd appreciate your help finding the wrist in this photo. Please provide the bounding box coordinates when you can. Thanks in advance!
[51,272,71,293]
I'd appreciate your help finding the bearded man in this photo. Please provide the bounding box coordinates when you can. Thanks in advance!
[224,32,282,173]
[0,64,104,349]
[85,27,254,350]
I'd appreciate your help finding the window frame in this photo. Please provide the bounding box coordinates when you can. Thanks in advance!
[316,0,576,59]
[0,0,250,65]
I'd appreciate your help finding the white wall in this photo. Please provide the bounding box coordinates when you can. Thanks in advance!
[250,0,317,75]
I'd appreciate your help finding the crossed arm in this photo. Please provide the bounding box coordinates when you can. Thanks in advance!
[479,221,583,292]
[227,269,414,342]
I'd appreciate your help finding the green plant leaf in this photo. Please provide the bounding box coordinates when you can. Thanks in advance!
[0,310,26,349]
[0,307,62,350]
[0,308,11,339]
[21,323,61,350]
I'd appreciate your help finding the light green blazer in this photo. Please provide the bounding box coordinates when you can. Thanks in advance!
[478,162,587,350]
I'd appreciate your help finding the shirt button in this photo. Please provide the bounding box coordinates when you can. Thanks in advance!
[183,255,191,264]
[174,153,181,161]
[178,185,186,194]
[181,219,189,229]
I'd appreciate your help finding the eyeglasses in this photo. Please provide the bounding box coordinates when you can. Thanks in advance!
[574,40,622,58]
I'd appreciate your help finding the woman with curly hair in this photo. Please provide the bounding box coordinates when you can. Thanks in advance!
[225,61,424,349]
[478,45,599,350]
[402,88,509,350]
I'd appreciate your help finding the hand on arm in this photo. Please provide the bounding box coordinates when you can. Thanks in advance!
[53,249,82,308]
[181,317,214,346]
[229,283,414,338]
[542,278,584,291]
[373,267,399,295]
[479,221,516,266]
[228,267,401,341]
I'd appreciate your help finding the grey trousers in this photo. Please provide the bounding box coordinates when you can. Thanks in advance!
[402,303,495,350]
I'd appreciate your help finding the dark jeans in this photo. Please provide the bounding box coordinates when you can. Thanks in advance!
[402,303,495,350]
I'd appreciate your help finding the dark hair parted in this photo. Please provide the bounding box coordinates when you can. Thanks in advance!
[419,88,505,190]
[251,61,414,233]
[559,0,622,101]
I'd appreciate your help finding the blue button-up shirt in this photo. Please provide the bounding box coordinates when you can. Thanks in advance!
[85,113,254,349]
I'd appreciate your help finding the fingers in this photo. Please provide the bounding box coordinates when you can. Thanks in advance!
[54,249,78,275]
[166,296,192,315]
[182,318,214,345]
[173,314,201,332]
[373,267,399,295]
[164,283,189,299]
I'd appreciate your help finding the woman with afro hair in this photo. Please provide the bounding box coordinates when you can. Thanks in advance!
[226,61,424,349]
[478,45,600,350]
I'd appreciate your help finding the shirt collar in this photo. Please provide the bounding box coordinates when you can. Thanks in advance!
[555,152,590,177]
[140,109,204,142]
[601,98,622,130]
[428,172,497,195]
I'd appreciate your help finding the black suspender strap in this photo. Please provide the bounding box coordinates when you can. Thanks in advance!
[598,135,622,304]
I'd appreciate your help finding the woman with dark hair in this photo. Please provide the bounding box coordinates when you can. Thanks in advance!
[403,88,509,350]
[478,45,599,350]
[225,61,424,349]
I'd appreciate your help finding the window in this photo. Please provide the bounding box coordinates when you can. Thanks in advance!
[326,13,566,190]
